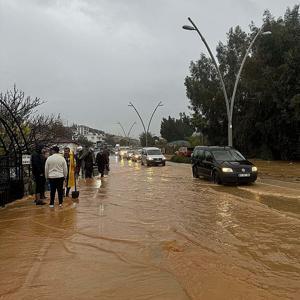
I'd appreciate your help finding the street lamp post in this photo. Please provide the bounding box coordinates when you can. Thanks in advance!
[117,122,127,140]
[117,121,136,146]
[127,121,136,146]
[183,17,270,147]
[128,101,163,147]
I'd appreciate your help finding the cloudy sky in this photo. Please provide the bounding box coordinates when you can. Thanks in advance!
[0,0,297,138]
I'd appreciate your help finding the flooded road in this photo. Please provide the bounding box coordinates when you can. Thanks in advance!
[0,158,300,299]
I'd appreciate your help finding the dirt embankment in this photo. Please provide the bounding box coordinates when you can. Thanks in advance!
[250,159,300,183]
[166,155,300,183]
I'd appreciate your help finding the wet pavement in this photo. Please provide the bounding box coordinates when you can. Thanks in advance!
[0,158,300,299]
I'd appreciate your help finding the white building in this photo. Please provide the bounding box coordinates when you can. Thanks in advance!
[74,125,105,145]
[76,125,90,136]
[85,132,105,144]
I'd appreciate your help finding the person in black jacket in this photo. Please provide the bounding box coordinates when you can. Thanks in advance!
[31,144,46,205]
[103,145,110,172]
[96,149,109,178]
[84,148,94,178]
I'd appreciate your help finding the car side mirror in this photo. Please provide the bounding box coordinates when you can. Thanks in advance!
[206,156,213,162]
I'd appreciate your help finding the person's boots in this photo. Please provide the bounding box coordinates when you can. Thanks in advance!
[34,193,39,203]
[35,193,46,205]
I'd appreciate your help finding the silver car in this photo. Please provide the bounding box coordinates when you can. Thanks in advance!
[141,147,166,166]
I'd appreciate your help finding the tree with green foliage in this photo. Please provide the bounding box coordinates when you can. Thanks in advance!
[185,5,300,160]
[139,132,155,147]
[76,135,94,148]
[160,113,194,142]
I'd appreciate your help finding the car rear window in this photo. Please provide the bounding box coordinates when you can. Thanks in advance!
[147,150,162,155]
[212,149,245,161]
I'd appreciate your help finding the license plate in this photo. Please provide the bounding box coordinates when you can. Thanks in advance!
[238,173,250,177]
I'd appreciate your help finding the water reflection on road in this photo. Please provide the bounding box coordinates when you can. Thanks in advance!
[0,158,299,299]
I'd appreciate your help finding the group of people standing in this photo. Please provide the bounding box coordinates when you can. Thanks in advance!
[76,146,110,178]
[31,144,110,207]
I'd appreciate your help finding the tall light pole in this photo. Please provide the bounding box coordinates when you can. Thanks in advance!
[183,17,271,147]
[117,122,127,139]
[127,121,136,146]
[128,101,163,147]
[117,121,136,146]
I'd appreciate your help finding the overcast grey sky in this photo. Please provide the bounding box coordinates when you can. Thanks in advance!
[0,0,297,138]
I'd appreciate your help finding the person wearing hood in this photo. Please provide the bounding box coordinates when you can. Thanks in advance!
[96,148,109,178]
[84,148,94,178]
[31,144,46,205]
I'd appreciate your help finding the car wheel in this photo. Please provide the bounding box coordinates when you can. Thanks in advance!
[213,171,222,184]
[192,166,199,178]
[162,162,166,166]
[141,160,144,165]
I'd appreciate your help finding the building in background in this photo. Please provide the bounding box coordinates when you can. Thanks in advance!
[55,139,80,152]
[73,125,106,146]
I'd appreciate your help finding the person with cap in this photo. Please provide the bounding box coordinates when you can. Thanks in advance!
[45,146,68,208]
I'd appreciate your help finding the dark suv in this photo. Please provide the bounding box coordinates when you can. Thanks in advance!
[191,146,257,184]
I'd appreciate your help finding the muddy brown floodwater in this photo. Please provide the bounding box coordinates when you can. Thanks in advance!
[0,158,299,300]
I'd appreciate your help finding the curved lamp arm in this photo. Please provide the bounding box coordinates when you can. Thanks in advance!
[230,27,263,120]
[187,17,230,120]
[128,102,147,136]
[117,122,127,138]
[147,101,163,134]
[127,121,136,138]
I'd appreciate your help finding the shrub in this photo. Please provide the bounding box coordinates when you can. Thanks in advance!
[170,155,191,164]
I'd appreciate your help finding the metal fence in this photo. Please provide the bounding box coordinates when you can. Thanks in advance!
[0,155,24,207]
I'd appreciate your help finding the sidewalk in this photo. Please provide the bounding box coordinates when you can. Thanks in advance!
[249,160,300,199]
[251,159,300,183]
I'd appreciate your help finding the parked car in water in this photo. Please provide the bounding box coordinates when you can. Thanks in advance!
[141,147,166,166]
[191,146,257,184]
[175,146,194,157]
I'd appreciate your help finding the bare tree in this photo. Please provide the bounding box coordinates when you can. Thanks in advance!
[0,86,72,153]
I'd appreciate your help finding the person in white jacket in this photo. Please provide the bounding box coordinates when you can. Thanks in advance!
[45,146,68,208]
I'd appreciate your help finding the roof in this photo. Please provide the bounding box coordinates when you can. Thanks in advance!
[55,139,80,145]
[195,146,234,151]
[142,147,160,150]
[167,140,191,147]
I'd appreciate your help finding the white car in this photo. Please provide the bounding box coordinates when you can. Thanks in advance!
[141,147,166,166]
